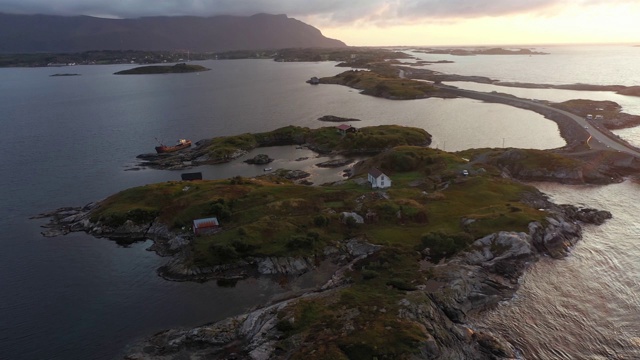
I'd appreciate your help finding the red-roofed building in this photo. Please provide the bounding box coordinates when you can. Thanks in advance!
[336,124,357,135]
[193,217,220,236]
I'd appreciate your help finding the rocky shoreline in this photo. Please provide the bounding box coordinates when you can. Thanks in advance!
[37,184,612,359]
[135,134,333,171]
[119,192,610,360]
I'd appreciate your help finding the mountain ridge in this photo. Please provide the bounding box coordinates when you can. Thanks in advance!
[0,12,347,53]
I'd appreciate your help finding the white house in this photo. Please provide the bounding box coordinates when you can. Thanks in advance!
[368,168,391,189]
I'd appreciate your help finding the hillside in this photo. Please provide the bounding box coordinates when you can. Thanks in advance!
[0,13,346,53]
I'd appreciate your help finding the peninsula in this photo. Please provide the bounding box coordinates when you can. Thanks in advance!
[114,62,209,75]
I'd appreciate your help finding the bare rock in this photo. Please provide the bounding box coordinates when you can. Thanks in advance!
[256,257,315,275]
[244,154,273,165]
[316,158,354,168]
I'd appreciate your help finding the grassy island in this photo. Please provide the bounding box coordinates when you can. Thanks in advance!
[138,125,433,169]
[114,62,209,75]
[100,145,546,263]
[91,143,552,357]
[47,122,625,358]
[319,69,450,100]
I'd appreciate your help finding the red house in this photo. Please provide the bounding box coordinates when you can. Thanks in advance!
[336,124,357,135]
[193,217,220,236]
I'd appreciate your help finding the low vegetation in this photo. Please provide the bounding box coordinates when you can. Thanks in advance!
[552,99,640,130]
[458,148,583,173]
[96,145,547,263]
[91,138,555,358]
[320,69,444,100]
[197,125,432,162]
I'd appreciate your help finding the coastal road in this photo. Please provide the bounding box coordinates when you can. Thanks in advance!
[434,84,640,158]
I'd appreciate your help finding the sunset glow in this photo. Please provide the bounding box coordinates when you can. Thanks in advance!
[307,2,640,46]
[2,1,639,46]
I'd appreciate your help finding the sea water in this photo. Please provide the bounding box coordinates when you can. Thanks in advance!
[0,45,638,359]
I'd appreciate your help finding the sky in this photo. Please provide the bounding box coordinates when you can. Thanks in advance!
[2,0,639,46]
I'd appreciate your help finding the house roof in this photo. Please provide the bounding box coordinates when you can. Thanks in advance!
[336,124,352,131]
[193,217,219,228]
[368,168,385,178]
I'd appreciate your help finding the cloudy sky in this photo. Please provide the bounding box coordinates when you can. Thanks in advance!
[2,0,639,46]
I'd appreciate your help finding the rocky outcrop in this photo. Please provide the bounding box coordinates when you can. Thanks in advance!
[560,204,612,225]
[35,204,192,255]
[37,202,386,286]
[315,158,355,168]
[277,169,310,180]
[124,289,339,360]
[429,231,536,324]
[39,182,612,359]
[136,144,248,170]
[429,202,610,327]
[340,211,364,224]
[485,148,635,185]
[124,239,382,360]
[255,257,315,275]
[122,194,611,360]
[157,237,380,282]
[243,154,273,165]
[317,115,361,122]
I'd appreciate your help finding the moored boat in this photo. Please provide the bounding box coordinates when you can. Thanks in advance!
[155,139,192,153]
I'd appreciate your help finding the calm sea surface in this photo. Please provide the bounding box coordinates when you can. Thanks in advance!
[0,46,638,359]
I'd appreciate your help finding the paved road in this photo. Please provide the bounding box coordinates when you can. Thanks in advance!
[435,84,640,158]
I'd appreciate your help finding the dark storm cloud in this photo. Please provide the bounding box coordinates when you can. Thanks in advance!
[0,0,629,21]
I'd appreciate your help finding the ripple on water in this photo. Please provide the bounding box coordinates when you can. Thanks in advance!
[473,181,640,360]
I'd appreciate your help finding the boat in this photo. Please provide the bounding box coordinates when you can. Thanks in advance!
[263,167,273,172]
[155,138,192,153]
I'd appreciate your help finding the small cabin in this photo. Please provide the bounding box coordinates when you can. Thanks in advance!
[586,114,593,120]
[336,124,357,135]
[193,217,220,236]
[368,168,391,189]
[595,115,604,120]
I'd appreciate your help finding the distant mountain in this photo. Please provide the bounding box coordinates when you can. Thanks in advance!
[0,13,346,53]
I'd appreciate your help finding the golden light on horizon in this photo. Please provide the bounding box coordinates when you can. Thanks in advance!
[310,2,640,46]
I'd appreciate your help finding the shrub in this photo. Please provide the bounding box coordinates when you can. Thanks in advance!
[209,201,231,221]
[229,176,245,185]
[99,208,158,227]
[419,231,474,260]
[276,319,295,333]
[208,243,239,264]
[287,234,317,250]
[387,278,417,291]
[361,269,380,280]
[313,215,330,227]
[231,239,256,254]
[344,216,358,228]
